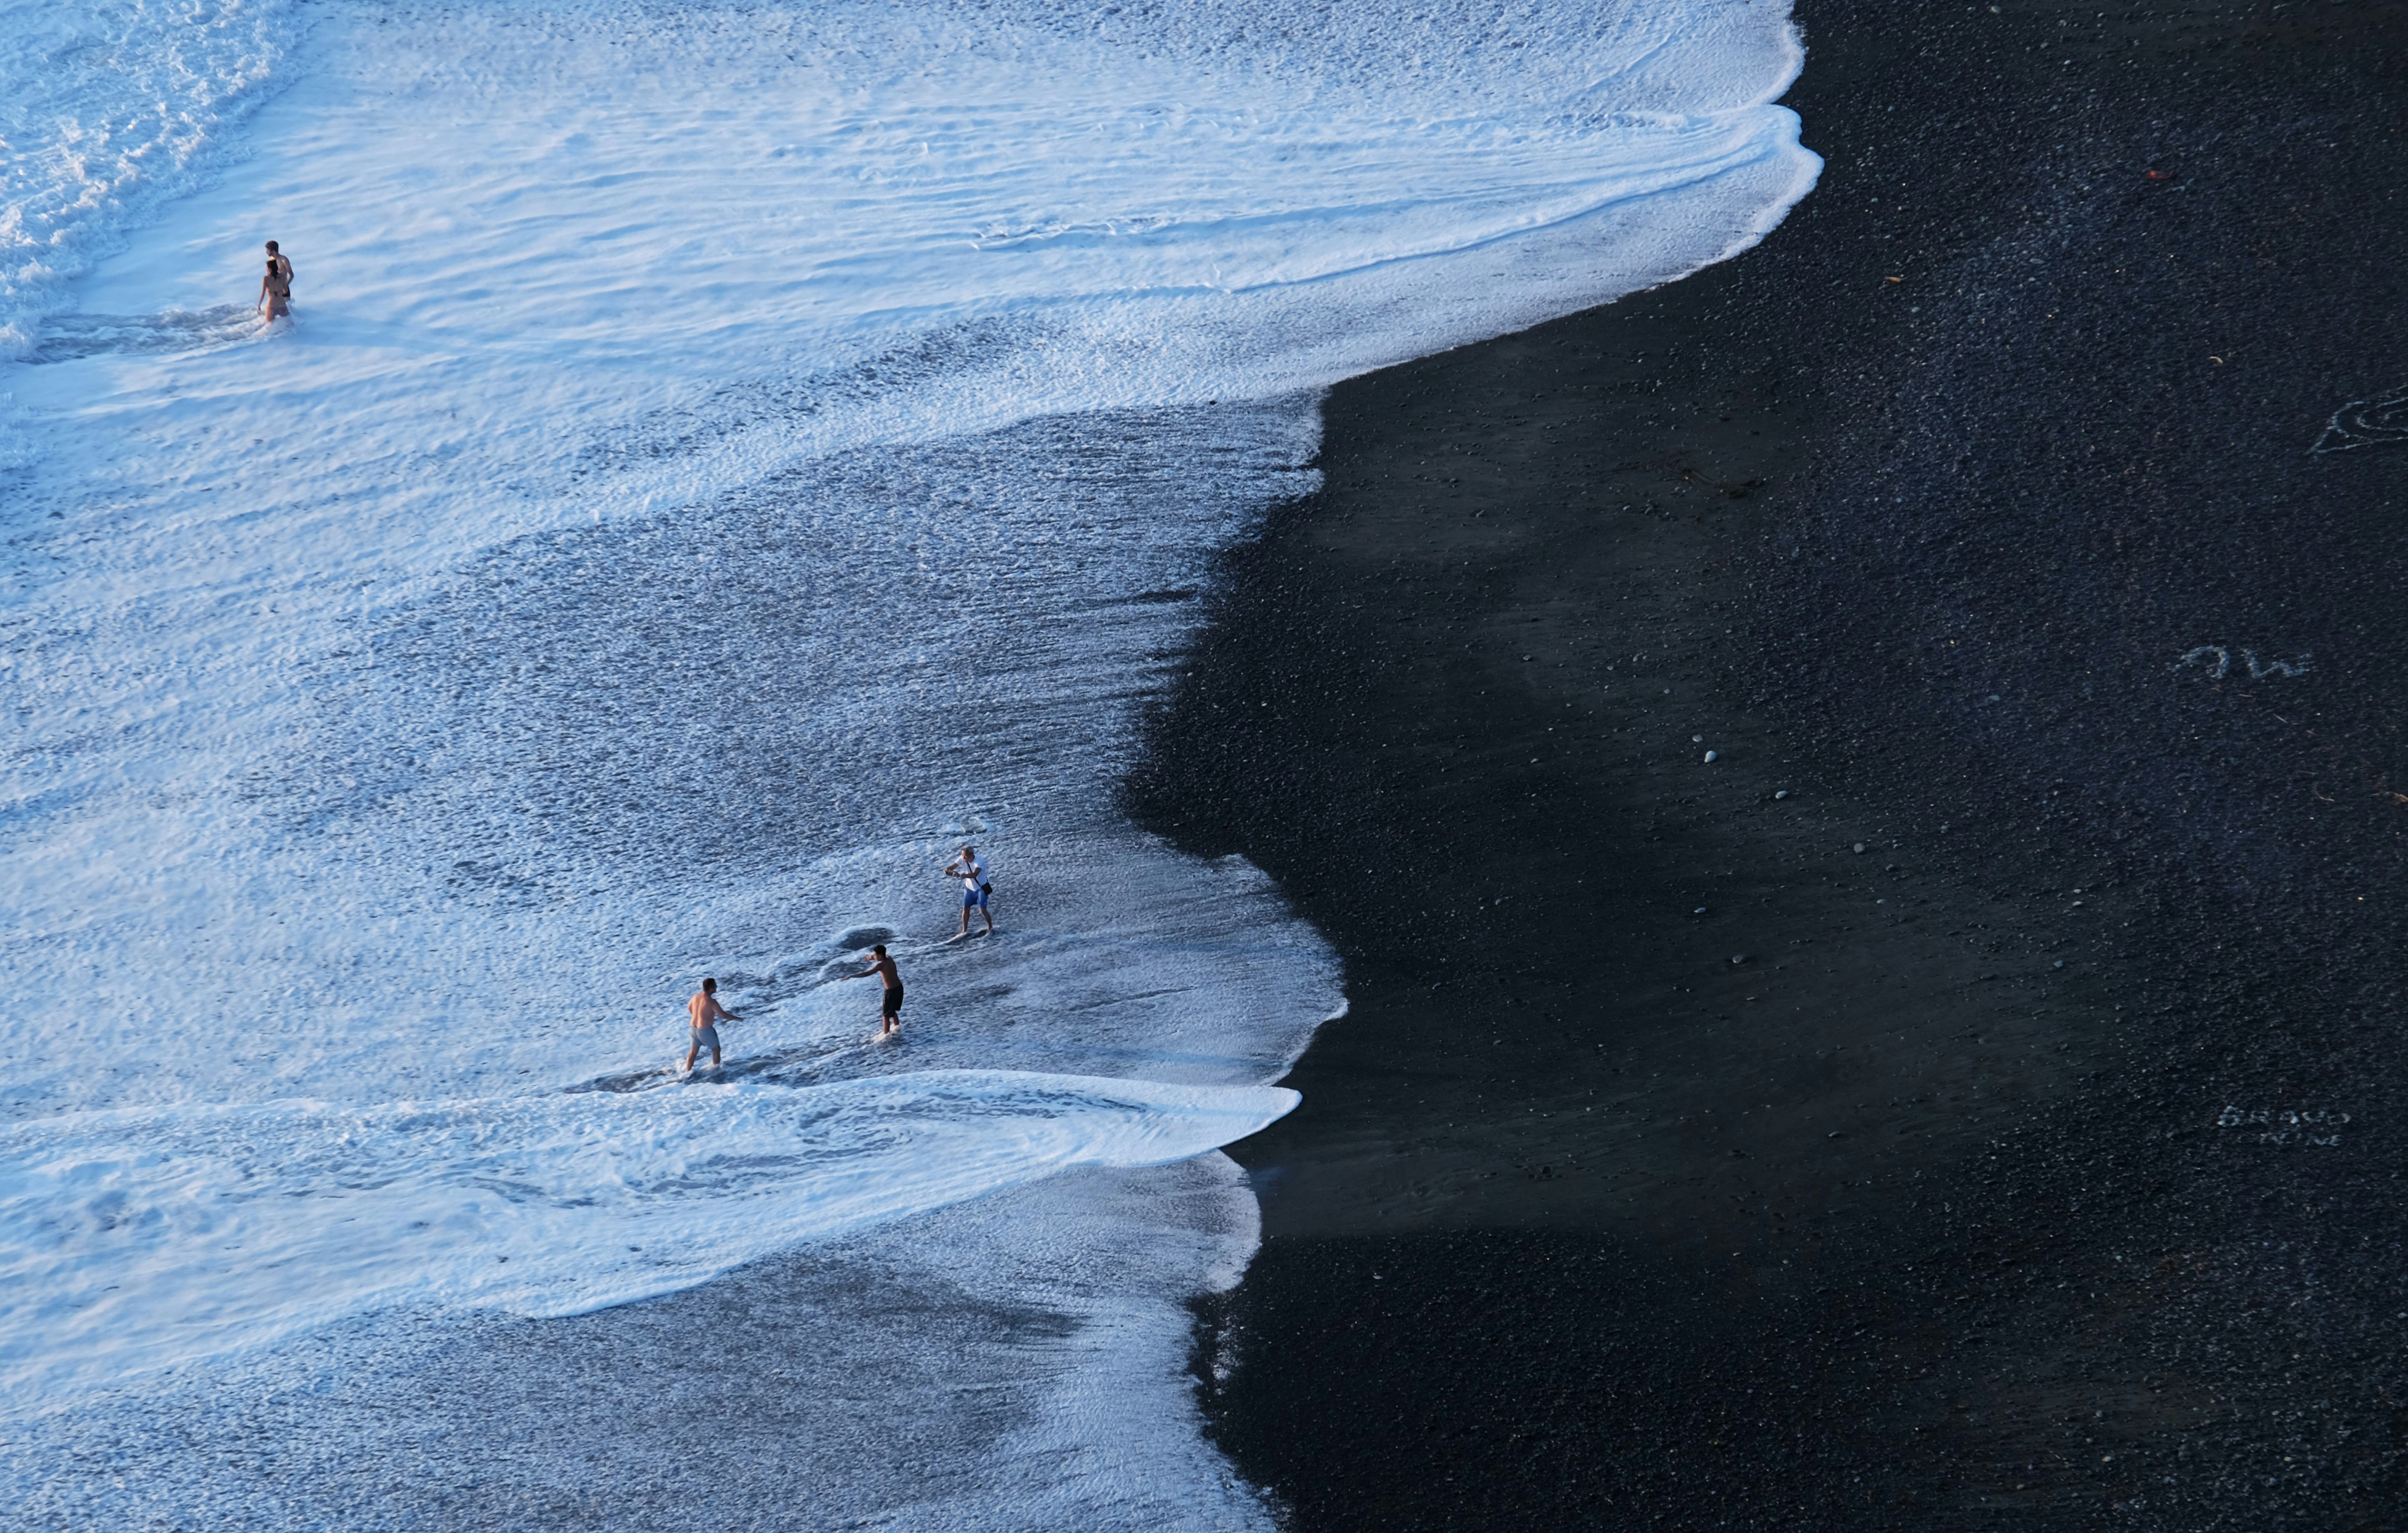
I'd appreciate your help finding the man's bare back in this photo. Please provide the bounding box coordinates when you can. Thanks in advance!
[685,977,739,1072]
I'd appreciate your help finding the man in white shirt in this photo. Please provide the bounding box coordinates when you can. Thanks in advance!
[944,844,995,937]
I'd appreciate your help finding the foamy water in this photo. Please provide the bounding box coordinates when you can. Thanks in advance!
[0,1070,1299,1396]
[1,0,1815,1522]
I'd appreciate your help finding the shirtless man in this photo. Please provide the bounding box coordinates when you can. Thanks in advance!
[265,240,293,289]
[685,977,739,1072]
[944,844,995,937]
[847,944,904,1036]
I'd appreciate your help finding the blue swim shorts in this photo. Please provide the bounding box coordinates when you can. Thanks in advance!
[963,888,988,910]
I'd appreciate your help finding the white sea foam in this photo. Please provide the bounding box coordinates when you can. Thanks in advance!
[0,0,284,362]
[1,0,1815,1522]
[0,1070,1297,1398]
[12,1159,1283,1531]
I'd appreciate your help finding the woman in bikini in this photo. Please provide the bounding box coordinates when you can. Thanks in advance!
[258,257,291,323]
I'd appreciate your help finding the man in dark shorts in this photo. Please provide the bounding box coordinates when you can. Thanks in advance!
[848,943,904,1036]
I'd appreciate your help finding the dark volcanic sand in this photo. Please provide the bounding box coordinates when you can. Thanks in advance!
[1126,2,2408,1526]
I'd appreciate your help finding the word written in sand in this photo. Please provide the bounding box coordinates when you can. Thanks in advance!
[2217,1106,2349,1147]
[2312,384,2408,454]
[2174,646,2311,682]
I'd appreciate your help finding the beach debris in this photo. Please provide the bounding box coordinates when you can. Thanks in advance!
[1703,750,1717,763]
[1693,906,1709,915]
[1729,954,1747,965]
[1676,463,1760,499]
[1884,275,1903,283]
[2145,169,2167,180]
[1691,735,1704,742]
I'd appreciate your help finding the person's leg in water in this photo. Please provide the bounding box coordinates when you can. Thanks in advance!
[960,887,976,937]
[977,885,995,935]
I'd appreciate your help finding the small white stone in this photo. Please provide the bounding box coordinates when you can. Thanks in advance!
[1774,790,1789,799]
[1703,750,1717,763]
[1853,843,1867,853]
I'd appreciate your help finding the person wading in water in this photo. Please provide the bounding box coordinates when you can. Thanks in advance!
[258,256,291,323]
[848,944,905,1036]
[685,977,740,1073]
[944,844,995,938]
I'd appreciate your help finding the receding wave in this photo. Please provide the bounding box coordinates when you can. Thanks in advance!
[0,1071,1297,1398]
[30,304,261,363]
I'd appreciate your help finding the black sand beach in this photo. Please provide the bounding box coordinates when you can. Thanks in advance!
[1128,1,2408,1525]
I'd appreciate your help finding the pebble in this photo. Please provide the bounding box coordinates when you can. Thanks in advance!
[1703,750,1717,763]
[1853,843,1867,853]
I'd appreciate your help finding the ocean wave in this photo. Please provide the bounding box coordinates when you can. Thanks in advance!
[0,0,287,361]
[0,1070,1296,1399]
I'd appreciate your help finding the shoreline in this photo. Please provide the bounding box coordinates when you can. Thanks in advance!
[1130,1,2408,1525]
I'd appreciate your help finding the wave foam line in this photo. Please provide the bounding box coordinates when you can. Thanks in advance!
[0,1070,1298,1401]
[0,0,288,362]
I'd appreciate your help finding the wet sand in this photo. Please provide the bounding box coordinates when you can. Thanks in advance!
[1128,1,2408,1525]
